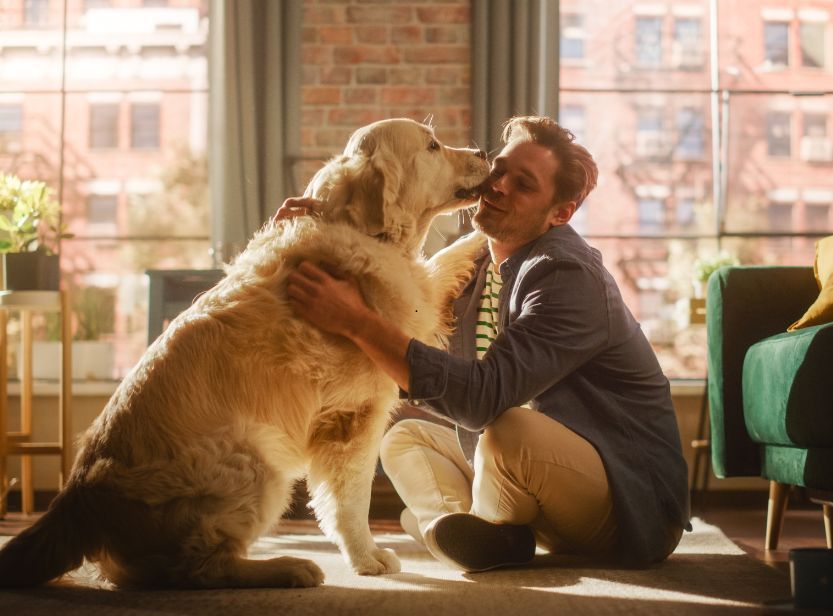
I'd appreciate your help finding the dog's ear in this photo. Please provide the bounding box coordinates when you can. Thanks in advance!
[347,147,404,237]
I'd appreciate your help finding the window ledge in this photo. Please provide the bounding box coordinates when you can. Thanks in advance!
[6,379,120,397]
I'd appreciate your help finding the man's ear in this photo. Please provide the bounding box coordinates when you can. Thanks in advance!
[549,201,577,227]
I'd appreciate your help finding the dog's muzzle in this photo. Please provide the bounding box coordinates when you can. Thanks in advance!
[455,185,482,200]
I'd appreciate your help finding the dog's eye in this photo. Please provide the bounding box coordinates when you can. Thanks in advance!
[428,140,440,151]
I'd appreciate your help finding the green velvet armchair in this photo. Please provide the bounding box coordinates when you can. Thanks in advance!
[706,265,833,550]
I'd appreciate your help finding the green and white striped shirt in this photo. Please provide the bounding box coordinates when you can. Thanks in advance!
[475,261,502,359]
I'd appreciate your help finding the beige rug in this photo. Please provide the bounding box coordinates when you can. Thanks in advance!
[0,518,791,615]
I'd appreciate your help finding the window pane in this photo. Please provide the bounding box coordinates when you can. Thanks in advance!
[635,16,663,67]
[130,102,160,149]
[0,103,23,153]
[61,239,212,378]
[800,21,825,68]
[725,94,833,234]
[766,111,792,157]
[561,14,585,60]
[559,0,711,91]
[89,103,119,149]
[764,21,790,67]
[557,91,713,237]
[2,2,212,380]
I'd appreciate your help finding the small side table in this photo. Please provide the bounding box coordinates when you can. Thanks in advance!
[0,290,73,517]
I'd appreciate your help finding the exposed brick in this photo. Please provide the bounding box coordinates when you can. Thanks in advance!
[403,45,468,64]
[303,46,333,65]
[425,66,459,85]
[425,26,466,44]
[381,87,436,106]
[328,108,388,126]
[320,66,353,85]
[416,6,469,24]
[437,87,469,105]
[344,87,378,104]
[304,6,346,25]
[392,26,422,45]
[301,66,318,85]
[389,67,423,85]
[319,26,353,44]
[356,67,387,84]
[355,26,388,44]
[334,45,401,64]
[315,128,355,148]
[301,127,317,149]
[302,26,318,44]
[346,5,413,24]
[302,109,326,125]
[303,87,342,105]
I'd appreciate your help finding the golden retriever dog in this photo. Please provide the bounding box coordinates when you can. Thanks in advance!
[0,118,489,589]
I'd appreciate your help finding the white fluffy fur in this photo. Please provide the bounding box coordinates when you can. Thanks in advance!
[0,119,489,590]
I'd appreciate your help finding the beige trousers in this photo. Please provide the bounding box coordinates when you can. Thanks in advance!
[380,406,619,555]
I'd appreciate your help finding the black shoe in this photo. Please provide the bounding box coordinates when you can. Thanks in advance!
[423,512,536,572]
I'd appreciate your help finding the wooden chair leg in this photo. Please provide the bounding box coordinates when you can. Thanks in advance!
[765,481,791,550]
[824,504,832,549]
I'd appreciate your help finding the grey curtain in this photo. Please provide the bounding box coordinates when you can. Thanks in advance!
[208,0,301,264]
[471,0,560,154]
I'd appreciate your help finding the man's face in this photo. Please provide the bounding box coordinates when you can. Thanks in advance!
[473,140,566,246]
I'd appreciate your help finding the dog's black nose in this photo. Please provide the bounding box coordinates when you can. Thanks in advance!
[475,149,487,160]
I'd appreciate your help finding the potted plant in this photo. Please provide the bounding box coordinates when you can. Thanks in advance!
[692,250,740,298]
[0,172,68,291]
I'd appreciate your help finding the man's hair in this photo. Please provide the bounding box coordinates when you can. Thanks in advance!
[501,116,598,208]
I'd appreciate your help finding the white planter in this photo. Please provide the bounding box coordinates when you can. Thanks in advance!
[20,340,116,381]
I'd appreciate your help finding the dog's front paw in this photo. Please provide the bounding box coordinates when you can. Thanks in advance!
[350,548,401,576]
[278,556,326,587]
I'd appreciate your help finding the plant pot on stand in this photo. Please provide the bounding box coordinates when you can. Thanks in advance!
[1,250,60,291]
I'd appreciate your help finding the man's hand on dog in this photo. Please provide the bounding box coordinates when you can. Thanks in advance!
[287,261,369,340]
[273,197,322,224]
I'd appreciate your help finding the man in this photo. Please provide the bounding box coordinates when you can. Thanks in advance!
[283,116,690,572]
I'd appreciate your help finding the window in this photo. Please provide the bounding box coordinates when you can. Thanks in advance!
[89,103,119,149]
[638,198,665,233]
[131,102,160,149]
[676,107,704,159]
[3,0,209,379]
[561,14,585,61]
[675,195,696,229]
[635,16,663,67]
[766,111,792,157]
[764,21,790,67]
[800,21,826,68]
[636,107,665,158]
[806,203,830,231]
[0,104,23,153]
[672,17,702,69]
[800,113,832,162]
[559,104,586,144]
[87,194,119,225]
[24,0,49,26]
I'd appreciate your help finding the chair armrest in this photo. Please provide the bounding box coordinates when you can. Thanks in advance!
[706,266,817,477]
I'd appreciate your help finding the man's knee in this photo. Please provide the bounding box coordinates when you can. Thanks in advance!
[478,408,527,463]
[380,419,424,471]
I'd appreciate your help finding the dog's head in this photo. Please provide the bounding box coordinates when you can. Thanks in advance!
[306,118,489,252]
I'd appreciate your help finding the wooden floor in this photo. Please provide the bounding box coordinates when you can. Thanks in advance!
[694,489,830,575]
[2,486,829,576]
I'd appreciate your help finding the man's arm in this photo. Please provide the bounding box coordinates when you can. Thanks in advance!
[286,261,412,392]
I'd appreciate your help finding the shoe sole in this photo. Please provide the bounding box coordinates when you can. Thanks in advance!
[425,513,536,573]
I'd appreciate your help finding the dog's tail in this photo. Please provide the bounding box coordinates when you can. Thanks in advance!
[0,484,101,587]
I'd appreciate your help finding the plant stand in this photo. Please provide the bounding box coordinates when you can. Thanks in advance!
[0,290,72,517]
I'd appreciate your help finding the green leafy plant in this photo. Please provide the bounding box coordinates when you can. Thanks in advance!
[693,250,740,283]
[0,172,69,254]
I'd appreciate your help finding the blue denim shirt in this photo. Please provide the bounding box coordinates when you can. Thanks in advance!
[406,224,690,567]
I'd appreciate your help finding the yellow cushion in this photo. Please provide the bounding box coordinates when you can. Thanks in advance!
[788,235,833,331]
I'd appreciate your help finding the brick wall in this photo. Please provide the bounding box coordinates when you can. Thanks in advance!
[297,0,473,190]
